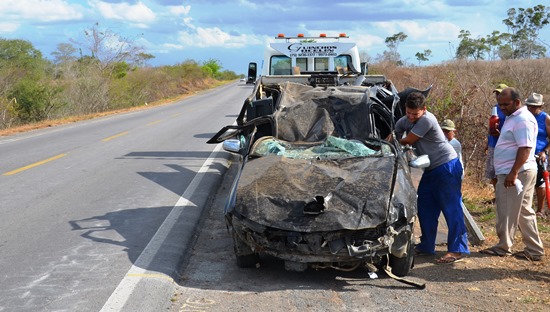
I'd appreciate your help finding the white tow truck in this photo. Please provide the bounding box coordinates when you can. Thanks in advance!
[247,33,386,87]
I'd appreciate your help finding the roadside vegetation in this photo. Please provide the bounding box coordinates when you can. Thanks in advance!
[0,23,240,133]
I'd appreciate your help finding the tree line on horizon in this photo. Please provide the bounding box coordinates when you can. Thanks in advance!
[0,23,239,130]
[367,4,549,66]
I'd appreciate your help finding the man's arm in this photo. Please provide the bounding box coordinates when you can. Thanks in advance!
[399,132,421,145]
[504,146,532,187]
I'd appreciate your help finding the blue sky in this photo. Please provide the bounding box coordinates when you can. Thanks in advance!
[0,0,548,74]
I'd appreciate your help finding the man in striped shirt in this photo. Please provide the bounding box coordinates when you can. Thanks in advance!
[480,87,545,261]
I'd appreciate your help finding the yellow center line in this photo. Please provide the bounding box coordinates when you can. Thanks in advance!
[102,131,129,142]
[3,153,67,176]
[146,120,162,126]
[172,113,182,117]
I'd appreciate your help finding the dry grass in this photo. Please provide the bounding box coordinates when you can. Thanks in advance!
[372,59,550,182]
[0,79,230,137]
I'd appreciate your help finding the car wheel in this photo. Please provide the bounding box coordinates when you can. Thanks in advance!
[236,253,259,268]
[388,234,414,277]
[231,229,259,268]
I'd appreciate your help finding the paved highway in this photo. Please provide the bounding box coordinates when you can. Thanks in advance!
[0,82,252,311]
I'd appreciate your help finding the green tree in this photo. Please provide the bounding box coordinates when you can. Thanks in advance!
[0,39,59,122]
[415,49,432,66]
[455,30,489,60]
[381,32,408,65]
[135,52,155,67]
[502,5,550,59]
[10,79,64,122]
[201,59,222,78]
[484,31,505,60]
[0,38,46,78]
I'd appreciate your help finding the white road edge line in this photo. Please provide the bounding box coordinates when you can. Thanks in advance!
[100,143,224,312]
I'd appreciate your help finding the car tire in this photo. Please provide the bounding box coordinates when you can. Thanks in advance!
[231,229,259,268]
[388,234,414,277]
[236,253,259,268]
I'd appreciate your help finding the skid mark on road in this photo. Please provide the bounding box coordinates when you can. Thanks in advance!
[3,153,67,176]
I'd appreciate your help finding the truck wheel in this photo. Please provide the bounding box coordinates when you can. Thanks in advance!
[231,229,259,268]
[388,235,414,277]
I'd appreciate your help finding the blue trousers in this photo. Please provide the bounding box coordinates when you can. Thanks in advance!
[415,158,470,254]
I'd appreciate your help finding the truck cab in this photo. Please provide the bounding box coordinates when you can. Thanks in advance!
[250,33,385,87]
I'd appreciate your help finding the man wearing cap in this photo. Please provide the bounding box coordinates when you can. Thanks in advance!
[486,84,508,189]
[525,93,550,218]
[441,119,463,169]
[480,87,544,261]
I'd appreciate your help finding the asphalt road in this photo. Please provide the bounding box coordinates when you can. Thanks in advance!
[0,82,252,311]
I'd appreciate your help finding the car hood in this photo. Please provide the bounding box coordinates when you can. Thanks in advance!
[234,155,395,232]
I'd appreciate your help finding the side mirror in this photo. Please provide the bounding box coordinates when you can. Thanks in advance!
[222,139,242,153]
[247,62,257,83]
[409,154,430,169]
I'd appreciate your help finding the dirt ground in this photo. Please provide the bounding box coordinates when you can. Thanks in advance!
[413,234,550,311]
[429,181,550,311]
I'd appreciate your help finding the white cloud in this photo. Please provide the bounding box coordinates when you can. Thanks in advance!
[0,0,83,22]
[169,5,191,16]
[90,0,156,25]
[374,20,461,42]
[161,43,184,50]
[0,22,21,33]
[173,27,266,49]
[183,17,195,29]
[238,0,257,9]
[353,33,385,50]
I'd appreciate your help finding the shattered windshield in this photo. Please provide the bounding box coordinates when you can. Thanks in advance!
[251,136,392,160]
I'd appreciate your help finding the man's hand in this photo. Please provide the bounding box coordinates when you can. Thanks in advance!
[490,122,500,137]
[504,171,518,188]
[537,151,547,163]
[505,147,532,188]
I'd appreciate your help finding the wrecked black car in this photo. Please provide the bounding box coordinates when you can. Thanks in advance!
[208,80,431,278]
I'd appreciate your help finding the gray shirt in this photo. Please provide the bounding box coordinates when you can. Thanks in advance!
[449,138,462,165]
[395,111,457,170]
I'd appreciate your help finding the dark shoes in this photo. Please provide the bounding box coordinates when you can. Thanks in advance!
[512,251,544,262]
[479,247,511,257]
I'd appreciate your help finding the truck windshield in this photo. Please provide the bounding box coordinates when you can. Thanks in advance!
[270,55,353,75]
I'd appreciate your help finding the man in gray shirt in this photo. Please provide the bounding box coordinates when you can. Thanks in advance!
[395,92,469,263]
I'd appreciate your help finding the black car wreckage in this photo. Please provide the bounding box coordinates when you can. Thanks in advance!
[208,80,431,288]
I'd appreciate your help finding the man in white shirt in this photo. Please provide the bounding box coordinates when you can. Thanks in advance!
[480,87,544,261]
